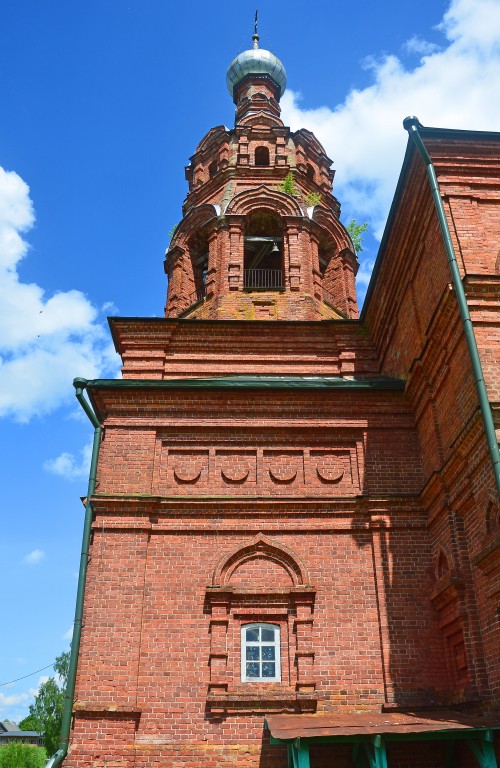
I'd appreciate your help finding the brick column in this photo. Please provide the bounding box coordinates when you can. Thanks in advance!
[164,246,187,317]
[222,214,245,293]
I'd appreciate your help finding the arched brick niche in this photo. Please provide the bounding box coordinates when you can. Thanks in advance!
[429,547,469,695]
[310,206,358,318]
[212,533,309,587]
[205,534,316,718]
[471,499,500,618]
[164,204,219,316]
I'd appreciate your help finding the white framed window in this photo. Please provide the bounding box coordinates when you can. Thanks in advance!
[241,623,281,682]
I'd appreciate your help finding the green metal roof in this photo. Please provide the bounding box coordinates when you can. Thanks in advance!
[86,375,404,391]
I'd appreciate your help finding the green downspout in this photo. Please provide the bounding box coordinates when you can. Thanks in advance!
[403,116,500,499]
[46,378,102,768]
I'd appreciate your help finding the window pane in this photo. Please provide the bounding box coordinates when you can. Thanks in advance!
[261,628,275,642]
[262,662,275,677]
[246,646,259,660]
[262,645,275,660]
[246,628,259,642]
[246,662,260,678]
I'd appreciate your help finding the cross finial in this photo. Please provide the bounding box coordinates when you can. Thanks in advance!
[252,9,259,49]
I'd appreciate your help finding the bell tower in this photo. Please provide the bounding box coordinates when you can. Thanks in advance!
[164,32,358,321]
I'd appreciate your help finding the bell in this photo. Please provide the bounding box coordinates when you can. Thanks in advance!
[271,241,279,253]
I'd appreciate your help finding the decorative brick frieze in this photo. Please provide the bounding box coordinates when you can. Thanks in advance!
[154,442,360,498]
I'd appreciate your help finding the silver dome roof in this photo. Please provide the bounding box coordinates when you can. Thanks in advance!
[226,48,287,99]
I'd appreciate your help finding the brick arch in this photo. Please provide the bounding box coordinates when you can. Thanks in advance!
[169,203,220,250]
[294,127,328,158]
[310,205,353,253]
[194,125,227,154]
[225,186,303,217]
[238,111,283,129]
[212,533,309,587]
[486,500,500,534]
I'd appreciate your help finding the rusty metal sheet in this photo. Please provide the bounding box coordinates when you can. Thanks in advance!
[265,711,500,740]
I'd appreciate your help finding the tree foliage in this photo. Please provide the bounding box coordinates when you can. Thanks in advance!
[347,219,368,254]
[17,716,37,732]
[0,743,46,768]
[53,651,70,682]
[19,650,70,756]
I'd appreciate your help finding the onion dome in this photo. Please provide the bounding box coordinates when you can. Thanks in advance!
[226,29,287,101]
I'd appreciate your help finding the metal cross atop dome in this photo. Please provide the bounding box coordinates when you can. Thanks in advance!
[253,9,259,49]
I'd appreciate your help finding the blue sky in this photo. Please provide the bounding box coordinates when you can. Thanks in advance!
[1,0,499,722]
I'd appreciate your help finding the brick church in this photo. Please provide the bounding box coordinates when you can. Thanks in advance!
[64,28,500,768]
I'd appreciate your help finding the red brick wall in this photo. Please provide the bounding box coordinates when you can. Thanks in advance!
[67,382,450,767]
[365,134,500,713]
[68,131,500,767]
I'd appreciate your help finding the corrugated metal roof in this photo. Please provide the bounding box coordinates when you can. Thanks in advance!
[265,711,500,740]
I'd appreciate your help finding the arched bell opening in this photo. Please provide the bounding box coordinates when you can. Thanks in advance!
[317,234,337,308]
[187,229,210,305]
[243,209,284,290]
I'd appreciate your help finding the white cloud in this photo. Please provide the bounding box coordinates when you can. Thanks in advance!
[62,625,74,641]
[403,36,440,56]
[0,676,50,726]
[0,690,32,708]
[102,300,119,315]
[22,549,46,565]
[44,439,92,481]
[281,0,500,247]
[0,167,120,423]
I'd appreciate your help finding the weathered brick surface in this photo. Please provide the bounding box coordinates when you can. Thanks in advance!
[164,69,358,321]
[365,130,500,748]
[111,319,381,379]
[67,77,500,768]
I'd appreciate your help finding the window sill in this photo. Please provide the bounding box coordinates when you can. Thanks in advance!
[206,585,316,597]
[72,702,142,716]
[206,684,317,717]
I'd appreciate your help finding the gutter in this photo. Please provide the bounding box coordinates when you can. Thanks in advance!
[404,116,500,499]
[83,375,405,393]
[46,378,103,768]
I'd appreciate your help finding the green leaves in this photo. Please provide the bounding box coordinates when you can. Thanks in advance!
[20,650,70,756]
[0,743,46,768]
[305,191,322,206]
[347,219,368,254]
[53,651,69,683]
[17,717,37,732]
[277,172,299,196]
